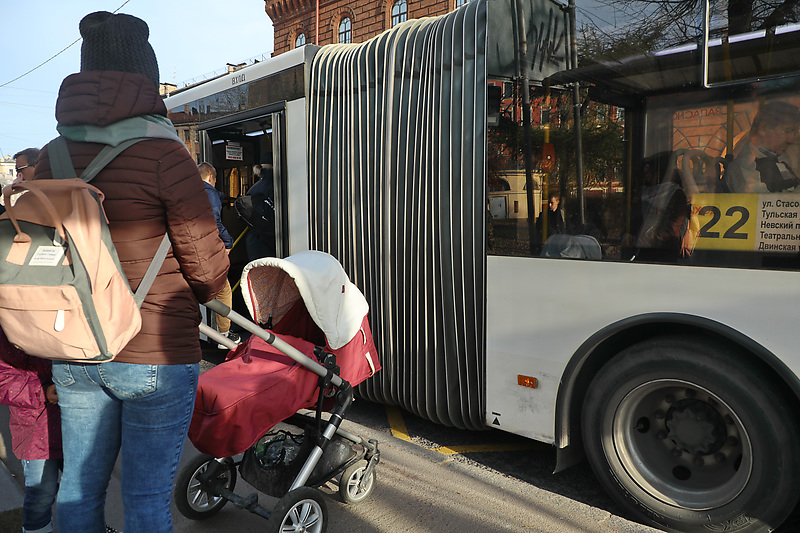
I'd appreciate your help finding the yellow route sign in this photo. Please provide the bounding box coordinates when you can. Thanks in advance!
[693,193,800,252]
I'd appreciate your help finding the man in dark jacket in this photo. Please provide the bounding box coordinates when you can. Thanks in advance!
[13,147,40,183]
[536,190,567,238]
[33,11,229,533]
[199,162,241,347]
[726,101,800,193]
[243,153,276,262]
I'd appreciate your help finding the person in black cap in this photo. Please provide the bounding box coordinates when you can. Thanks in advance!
[240,152,276,262]
[78,11,160,88]
[33,11,229,533]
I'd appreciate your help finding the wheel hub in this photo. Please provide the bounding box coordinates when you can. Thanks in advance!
[665,399,727,456]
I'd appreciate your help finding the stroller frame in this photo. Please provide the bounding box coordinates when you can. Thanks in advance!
[177,299,381,530]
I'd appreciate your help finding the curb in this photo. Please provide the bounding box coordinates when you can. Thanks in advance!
[0,455,24,531]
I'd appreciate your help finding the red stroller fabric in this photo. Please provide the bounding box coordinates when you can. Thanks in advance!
[189,333,319,458]
[189,321,381,458]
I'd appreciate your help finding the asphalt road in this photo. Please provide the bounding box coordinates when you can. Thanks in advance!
[171,352,661,532]
[164,392,659,533]
[3,349,799,532]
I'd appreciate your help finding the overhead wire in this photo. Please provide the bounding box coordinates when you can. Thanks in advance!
[0,0,132,89]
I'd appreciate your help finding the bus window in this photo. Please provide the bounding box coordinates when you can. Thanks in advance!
[524,10,800,271]
[486,85,625,260]
[635,87,800,270]
[497,83,800,270]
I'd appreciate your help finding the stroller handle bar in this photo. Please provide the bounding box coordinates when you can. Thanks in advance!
[202,299,344,388]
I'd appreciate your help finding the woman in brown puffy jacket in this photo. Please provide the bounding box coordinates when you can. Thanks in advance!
[33,11,229,533]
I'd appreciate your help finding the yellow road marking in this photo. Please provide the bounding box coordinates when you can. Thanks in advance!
[385,406,540,454]
[432,443,540,455]
[386,405,413,442]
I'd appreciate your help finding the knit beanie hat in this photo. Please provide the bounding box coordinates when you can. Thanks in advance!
[79,11,159,88]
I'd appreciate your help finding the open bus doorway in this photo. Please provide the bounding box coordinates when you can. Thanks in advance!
[200,110,285,324]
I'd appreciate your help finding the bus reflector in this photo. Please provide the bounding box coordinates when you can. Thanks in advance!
[518,375,537,388]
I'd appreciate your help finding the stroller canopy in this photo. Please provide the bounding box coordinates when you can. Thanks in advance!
[241,250,369,350]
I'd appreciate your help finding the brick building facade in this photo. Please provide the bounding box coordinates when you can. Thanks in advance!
[263,0,467,55]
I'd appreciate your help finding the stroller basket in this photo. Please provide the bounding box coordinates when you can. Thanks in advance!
[239,425,357,497]
[240,429,312,497]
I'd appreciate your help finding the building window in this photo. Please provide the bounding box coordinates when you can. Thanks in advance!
[295,33,306,47]
[455,0,470,7]
[489,178,511,192]
[339,17,352,43]
[391,0,408,27]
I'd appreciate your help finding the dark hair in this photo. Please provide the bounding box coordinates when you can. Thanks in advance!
[752,101,800,134]
[14,147,40,165]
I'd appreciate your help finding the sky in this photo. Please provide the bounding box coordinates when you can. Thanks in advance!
[0,0,274,160]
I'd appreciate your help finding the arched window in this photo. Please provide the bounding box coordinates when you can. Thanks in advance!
[455,0,470,7]
[338,17,352,44]
[391,0,408,27]
[295,33,306,48]
[490,178,511,192]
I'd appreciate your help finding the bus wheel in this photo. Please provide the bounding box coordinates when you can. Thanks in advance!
[582,335,800,533]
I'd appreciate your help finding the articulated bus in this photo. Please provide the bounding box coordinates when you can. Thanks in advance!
[164,0,800,530]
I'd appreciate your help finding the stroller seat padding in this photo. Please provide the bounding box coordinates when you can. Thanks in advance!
[189,333,320,458]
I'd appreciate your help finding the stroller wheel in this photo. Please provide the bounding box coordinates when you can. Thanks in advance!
[267,487,327,533]
[174,454,237,520]
[339,460,376,504]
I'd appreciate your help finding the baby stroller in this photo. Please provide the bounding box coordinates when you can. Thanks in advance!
[174,250,381,532]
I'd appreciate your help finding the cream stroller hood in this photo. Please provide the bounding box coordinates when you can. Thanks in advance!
[240,250,369,350]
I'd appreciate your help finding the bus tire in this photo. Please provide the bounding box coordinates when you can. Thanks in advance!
[581,335,800,533]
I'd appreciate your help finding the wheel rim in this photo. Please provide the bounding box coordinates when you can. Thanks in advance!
[280,498,324,533]
[608,378,752,510]
[345,466,374,501]
[186,461,232,513]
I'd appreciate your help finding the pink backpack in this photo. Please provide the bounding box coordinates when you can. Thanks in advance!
[0,137,169,362]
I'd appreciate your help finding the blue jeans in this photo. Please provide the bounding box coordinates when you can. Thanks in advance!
[52,361,199,533]
[20,458,61,533]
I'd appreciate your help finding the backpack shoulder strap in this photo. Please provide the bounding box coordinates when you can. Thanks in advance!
[133,234,171,308]
[47,136,149,183]
[80,138,148,183]
[48,136,78,180]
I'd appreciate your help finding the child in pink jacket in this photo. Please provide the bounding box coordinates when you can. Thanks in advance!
[0,329,61,533]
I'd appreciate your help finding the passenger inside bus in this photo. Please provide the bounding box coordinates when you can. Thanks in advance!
[724,101,800,193]
[240,153,276,262]
[630,151,693,262]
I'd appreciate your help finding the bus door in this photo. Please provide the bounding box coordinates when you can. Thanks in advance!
[200,106,288,265]
[198,108,288,321]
